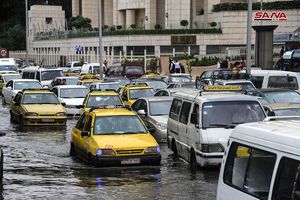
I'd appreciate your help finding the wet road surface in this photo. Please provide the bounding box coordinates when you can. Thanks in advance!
[0,101,219,200]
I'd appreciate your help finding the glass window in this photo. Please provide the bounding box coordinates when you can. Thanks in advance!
[129,88,155,100]
[202,101,265,129]
[179,102,192,124]
[0,65,17,72]
[190,104,199,124]
[83,115,92,132]
[169,99,182,121]
[87,95,122,107]
[272,157,300,200]
[264,91,300,104]
[149,100,173,116]
[226,82,255,92]
[94,116,147,135]
[41,70,64,81]
[224,142,276,200]
[268,76,298,90]
[76,114,86,131]
[251,76,264,89]
[145,81,167,90]
[13,81,42,90]
[22,93,60,104]
[274,108,300,116]
[131,99,142,111]
[3,74,21,82]
[60,88,89,98]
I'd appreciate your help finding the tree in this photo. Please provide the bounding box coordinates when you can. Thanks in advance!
[6,24,26,50]
[116,25,122,30]
[180,20,189,29]
[69,16,92,30]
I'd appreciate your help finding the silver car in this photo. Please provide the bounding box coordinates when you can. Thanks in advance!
[132,96,173,142]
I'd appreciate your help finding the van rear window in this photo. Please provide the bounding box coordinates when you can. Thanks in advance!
[268,76,298,90]
[251,76,264,89]
[224,142,276,200]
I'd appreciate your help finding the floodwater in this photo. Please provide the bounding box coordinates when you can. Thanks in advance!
[0,101,219,200]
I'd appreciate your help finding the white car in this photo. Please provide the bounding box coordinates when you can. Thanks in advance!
[132,96,173,142]
[89,81,122,91]
[51,85,89,117]
[2,79,42,105]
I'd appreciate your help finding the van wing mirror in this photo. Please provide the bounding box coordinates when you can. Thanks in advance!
[267,111,276,117]
[81,131,90,137]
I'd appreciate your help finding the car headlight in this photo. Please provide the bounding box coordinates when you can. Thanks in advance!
[145,146,160,154]
[55,112,66,116]
[200,143,224,153]
[25,112,38,116]
[155,122,167,130]
[96,149,116,157]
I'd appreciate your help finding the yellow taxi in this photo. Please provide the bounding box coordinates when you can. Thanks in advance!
[120,84,155,106]
[70,105,161,166]
[0,73,21,94]
[77,89,123,113]
[77,75,102,88]
[10,89,67,127]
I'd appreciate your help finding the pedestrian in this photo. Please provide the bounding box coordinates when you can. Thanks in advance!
[174,60,181,73]
[221,59,228,69]
[217,60,221,69]
[169,59,175,74]
[240,59,246,69]
[280,46,285,57]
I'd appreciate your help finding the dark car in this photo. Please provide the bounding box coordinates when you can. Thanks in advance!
[247,88,300,104]
[196,69,233,85]
[105,65,145,79]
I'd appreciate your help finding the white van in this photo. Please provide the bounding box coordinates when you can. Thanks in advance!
[241,70,300,91]
[0,58,17,72]
[62,61,87,72]
[81,63,107,75]
[22,67,64,87]
[217,117,300,200]
[167,86,266,167]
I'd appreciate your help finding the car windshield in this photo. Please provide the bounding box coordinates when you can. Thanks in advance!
[98,83,121,90]
[149,100,173,116]
[274,108,300,116]
[41,70,64,81]
[22,93,60,104]
[125,66,144,74]
[264,91,300,103]
[60,88,89,98]
[145,81,167,90]
[170,76,191,83]
[14,81,42,90]
[0,65,17,72]
[64,78,78,85]
[87,95,122,107]
[129,88,155,100]
[226,82,255,91]
[94,115,147,135]
[3,74,21,82]
[202,101,265,129]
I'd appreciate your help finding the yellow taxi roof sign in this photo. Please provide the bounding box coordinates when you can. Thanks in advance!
[204,85,242,91]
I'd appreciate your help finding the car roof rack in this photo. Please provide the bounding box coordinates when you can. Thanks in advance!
[89,105,131,112]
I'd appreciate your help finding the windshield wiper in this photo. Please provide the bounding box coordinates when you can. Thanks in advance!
[207,124,236,129]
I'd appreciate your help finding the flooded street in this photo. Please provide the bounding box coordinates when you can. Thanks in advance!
[0,101,218,200]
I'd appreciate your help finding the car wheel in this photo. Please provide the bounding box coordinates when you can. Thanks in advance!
[190,149,198,169]
[171,139,178,156]
[69,143,75,157]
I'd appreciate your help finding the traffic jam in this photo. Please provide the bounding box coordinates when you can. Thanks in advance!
[1,57,300,199]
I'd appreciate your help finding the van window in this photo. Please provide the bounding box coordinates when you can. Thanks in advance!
[268,76,298,90]
[29,72,35,79]
[179,102,191,124]
[224,142,276,200]
[251,76,264,89]
[36,72,41,81]
[169,99,182,121]
[272,157,300,200]
[22,72,30,79]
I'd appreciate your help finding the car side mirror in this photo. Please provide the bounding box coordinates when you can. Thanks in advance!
[137,110,146,115]
[267,111,275,117]
[61,102,66,106]
[81,131,90,137]
[76,105,84,109]
[191,112,198,125]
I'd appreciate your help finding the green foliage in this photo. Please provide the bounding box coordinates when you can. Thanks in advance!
[191,56,220,66]
[69,16,92,30]
[0,24,26,50]
[180,20,189,29]
[130,24,137,29]
[154,24,162,30]
[116,25,123,30]
[213,1,300,12]
[210,22,217,27]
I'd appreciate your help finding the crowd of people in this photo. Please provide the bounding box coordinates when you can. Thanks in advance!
[168,59,186,74]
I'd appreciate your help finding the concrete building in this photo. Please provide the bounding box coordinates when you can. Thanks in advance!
[28,0,300,60]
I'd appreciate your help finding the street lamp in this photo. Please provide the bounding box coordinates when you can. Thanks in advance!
[246,0,253,76]
[25,0,29,67]
[98,0,104,79]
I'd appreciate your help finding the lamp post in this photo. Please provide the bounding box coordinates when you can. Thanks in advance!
[98,0,103,79]
[25,0,29,67]
[246,0,253,76]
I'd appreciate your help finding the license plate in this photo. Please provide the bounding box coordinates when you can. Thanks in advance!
[121,158,141,165]
[41,119,55,122]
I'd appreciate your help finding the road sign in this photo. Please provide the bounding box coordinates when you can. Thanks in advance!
[0,48,8,58]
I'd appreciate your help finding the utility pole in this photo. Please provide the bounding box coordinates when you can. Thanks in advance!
[25,0,29,67]
[246,0,253,76]
[98,0,103,79]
